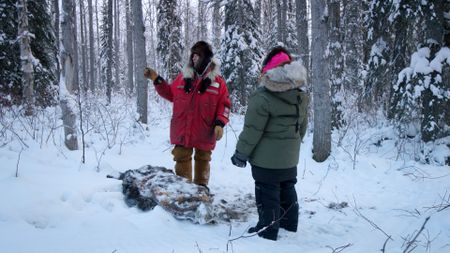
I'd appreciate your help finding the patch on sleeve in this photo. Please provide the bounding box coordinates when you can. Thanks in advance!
[211,82,220,88]
[223,106,230,118]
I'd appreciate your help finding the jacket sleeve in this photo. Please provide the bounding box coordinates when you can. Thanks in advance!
[236,93,270,157]
[215,77,231,126]
[154,73,184,102]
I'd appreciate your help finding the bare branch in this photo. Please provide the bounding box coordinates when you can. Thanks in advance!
[226,201,296,247]
[326,243,353,253]
[402,216,431,253]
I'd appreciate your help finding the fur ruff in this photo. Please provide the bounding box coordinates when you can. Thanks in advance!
[182,58,221,80]
[260,61,307,92]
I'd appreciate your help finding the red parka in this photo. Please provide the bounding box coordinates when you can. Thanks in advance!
[154,59,231,151]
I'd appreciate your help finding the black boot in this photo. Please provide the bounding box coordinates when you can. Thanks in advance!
[279,178,299,232]
[251,181,280,241]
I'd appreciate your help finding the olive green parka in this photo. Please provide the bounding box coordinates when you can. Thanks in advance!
[236,61,309,169]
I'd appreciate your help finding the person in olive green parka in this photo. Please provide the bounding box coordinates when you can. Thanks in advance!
[231,46,309,241]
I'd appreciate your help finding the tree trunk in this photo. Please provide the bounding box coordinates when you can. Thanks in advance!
[60,0,79,150]
[52,0,60,84]
[197,1,207,40]
[87,0,96,91]
[328,0,344,129]
[211,0,221,51]
[125,0,134,94]
[311,0,331,162]
[96,0,102,88]
[113,0,120,91]
[132,0,148,124]
[296,0,309,80]
[79,0,88,93]
[106,0,113,103]
[18,0,35,116]
[73,2,79,92]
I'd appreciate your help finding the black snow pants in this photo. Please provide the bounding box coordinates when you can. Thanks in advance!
[250,166,299,241]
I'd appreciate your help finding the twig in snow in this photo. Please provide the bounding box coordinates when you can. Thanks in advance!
[326,243,353,253]
[195,241,203,253]
[402,216,431,253]
[226,202,296,249]
[424,190,450,213]
[15,148,24,177]
[353,198,393,250]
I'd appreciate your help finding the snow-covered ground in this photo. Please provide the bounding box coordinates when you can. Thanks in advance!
[0,95,449,253]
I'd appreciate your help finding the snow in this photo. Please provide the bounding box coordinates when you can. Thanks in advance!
[0,97,449,253]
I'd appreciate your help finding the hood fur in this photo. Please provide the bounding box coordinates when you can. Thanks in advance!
[182,57,221,80]
[260,61,307,92]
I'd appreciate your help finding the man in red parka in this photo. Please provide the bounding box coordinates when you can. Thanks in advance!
[144,41,231,188]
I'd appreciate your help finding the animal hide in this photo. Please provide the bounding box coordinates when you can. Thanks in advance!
[111,165,255,224]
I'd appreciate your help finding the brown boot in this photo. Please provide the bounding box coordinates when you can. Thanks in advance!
[172,146,193,182]
[194,149,212,186]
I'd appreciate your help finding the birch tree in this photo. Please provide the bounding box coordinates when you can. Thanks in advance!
[60,0,79,150]
[311,0,331,162]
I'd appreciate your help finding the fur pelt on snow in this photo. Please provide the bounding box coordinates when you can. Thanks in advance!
[110,165,255,224]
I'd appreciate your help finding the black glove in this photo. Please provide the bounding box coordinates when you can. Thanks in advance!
[231,150,248,168]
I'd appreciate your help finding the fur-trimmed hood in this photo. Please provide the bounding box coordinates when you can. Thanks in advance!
[182,57,221,80]
[260,61,307,92]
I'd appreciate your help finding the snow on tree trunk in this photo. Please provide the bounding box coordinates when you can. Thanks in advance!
[311,0,331,162]
[60,0,79,151]
[18,0,35,116]
[132,0,148,124]
[157,0,183,80]
[125,0,134,94]
[328,0,344,129]
[221,0,264,107]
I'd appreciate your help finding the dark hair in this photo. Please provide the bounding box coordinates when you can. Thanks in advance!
[262,46,292,67]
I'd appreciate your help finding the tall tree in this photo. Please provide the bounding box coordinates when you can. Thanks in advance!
[197,0,208,40]
[0,0,57,107]
[113,0,120,91]
[311,0,331,162]
[60,0,79,150]
[261,0,277,51]
[125,0,134,94]
[296,0,309,80]
[18,0,35,115]
[157,0,183,80]
[100,0,113,103]
[221,0,264,107]
[132,0,148,123]
[328,0,344,129]
[87,0,96,91]
[79,0,88,92]
[211,0,222,51]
